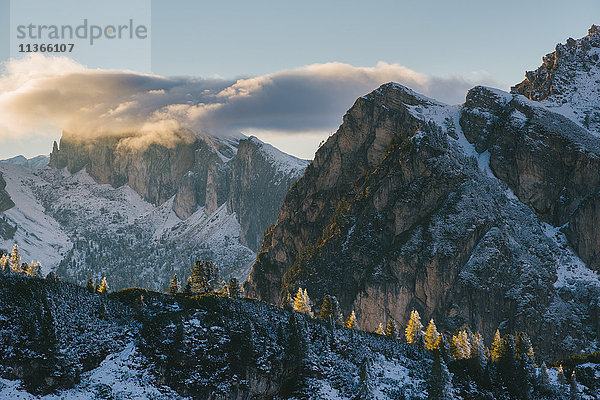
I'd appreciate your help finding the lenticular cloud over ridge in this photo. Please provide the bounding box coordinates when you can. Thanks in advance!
[0,54,497,148]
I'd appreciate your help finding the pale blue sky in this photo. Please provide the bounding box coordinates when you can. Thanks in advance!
[0,0,599,159]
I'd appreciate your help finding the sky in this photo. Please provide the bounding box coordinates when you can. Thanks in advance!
[0,0,599,160]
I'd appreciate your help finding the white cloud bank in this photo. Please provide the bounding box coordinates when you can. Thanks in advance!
[0,54,498,154]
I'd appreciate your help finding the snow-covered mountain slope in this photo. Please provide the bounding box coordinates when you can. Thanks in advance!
[512,25,600,135]
[2,273,599,400]
[0,163,255,289]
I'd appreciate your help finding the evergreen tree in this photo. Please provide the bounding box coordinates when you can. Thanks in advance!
[168,274,180,295]
[86,278,95,293]
[228,277,240,297]
[345,310,358,330]
[357,357,375,400]
[498,334,518,396]
[557,365,567,386]
[319,295,336,323]
[183,276,192,295]
[490,329,502,363]
[569,370,579,400]
[515,332,536,399]
[384,320,396,338]
[537,362,552,393]
[375,323,384,335]
[425,319,441,351]
[405,309,424,345]
[97,277,109,294]
[468,331,487,379]
[282,291,293,311]
[190,260,219,293]
[293,288,313,316]
[427,351,453,400]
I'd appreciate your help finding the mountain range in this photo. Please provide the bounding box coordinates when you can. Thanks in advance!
[1,24,600,400]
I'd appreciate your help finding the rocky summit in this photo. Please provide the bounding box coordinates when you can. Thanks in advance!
[246,27,600,359]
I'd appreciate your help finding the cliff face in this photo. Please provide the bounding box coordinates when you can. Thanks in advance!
[245,76,600,357]
[48,132,307,254]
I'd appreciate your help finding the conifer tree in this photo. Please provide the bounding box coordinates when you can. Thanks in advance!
[490,329,502,363]
[319,295,336,322]
[97,277,109,294]
[425,319,441,351]
[86,278,95,293]
[537,362,551,393]
[357,357,375,400]
[427,351,453,400]
[345,310,358,330]
[9,244,21,272]
[375,323,384,335]
[450,330,471,360]
[405,310,424,345]
[557,365,567,386]
[168,274,180,295]
[569,370,579,399]
[515,332,536,397]
[25,261,41,277]
[293,288,313,316]
[384,320,396,338]
[468,331,487,379]
[183,276,192,295]
[282,291,293,311]
[228,277,240,297]
[498,334,518,396]
[190,260,219,293]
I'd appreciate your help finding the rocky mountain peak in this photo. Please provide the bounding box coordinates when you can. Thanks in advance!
[511,24,600,133]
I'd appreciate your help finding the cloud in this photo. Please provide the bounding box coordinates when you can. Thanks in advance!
[0,55,498,150]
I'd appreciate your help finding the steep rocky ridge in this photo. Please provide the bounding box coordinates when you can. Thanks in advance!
[48,132,307,253]
[246,79,600,358]
[511,25,600,134]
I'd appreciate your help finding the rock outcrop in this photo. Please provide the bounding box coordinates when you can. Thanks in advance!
[0,172,13,213]
[511,24,600,134]
[245,76,600,358]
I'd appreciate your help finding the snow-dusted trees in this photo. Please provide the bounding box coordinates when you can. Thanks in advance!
[293,288,313,316]
[97,277,109,294]
[345,310,358,330]
[190,260,219,294]
[450,330,471,360]
[357,357,375,400]
[427,351,453,400]
[319,294,341,324]
[557,365,567,386]
[0,244,42,277]
[569,370,579,399]
[168,274,180,295]
[425,319,441,351]
[405,310,424,346]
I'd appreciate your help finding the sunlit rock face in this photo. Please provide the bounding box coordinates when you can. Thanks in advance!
[246,29,600,357]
